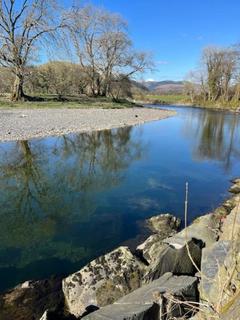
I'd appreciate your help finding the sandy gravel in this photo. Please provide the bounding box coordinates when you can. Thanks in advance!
[0,107,175,141]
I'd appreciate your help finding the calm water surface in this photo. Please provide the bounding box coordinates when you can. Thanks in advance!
[0,105,239,292]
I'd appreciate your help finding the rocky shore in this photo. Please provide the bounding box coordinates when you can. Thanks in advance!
[0,180,240,320]
[0,108,174,141]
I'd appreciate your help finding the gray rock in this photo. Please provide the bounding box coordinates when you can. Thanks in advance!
[81,303,159,320]
[136,214,181,264]
[118,272,197,304]
[144,239,202,282]
[214,205,228,219]
[222,195,240,213]
[136,234,168,264]
[164,213,219,249]
[62,246,146,317]
[147,213,181,236]
[229,185,240,194]
[200,240,231,305]
[229,180,240,194]
[82,272,198,320]
[220,203,240,241]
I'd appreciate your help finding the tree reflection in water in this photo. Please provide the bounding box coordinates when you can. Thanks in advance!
[183,109,240,171]
[0,127,143,283]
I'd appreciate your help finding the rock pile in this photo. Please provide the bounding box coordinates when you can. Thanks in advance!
[2,180,240,320]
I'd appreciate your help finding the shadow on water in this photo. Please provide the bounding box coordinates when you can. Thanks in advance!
[0,106,240,291]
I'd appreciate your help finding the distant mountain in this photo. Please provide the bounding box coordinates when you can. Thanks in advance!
[130,80,150,94]
[139,80,184,94]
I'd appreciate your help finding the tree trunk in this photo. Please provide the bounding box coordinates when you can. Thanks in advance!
[11,74,25,101]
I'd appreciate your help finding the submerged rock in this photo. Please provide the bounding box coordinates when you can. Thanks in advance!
[62,246,146,317]
[82,272,198,320]
[0,277,64,320]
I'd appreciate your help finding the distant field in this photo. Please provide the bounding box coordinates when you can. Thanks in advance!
[134,94,188,105]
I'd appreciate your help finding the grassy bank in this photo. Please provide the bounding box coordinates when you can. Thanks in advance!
[0,95,138,109]
[134,94,188,105]
[191,98,240,112]
[134,93,240,112]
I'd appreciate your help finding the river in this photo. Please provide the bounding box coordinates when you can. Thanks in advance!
[0,105,239,292]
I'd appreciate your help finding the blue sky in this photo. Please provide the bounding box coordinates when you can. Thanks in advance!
[63,0,240,81]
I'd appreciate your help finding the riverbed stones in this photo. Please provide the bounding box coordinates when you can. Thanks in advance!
[62,246,146,317]
[82,272,198,320]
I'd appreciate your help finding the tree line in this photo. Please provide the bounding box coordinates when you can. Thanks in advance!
[0,0,151,101]
[185,45,240,106]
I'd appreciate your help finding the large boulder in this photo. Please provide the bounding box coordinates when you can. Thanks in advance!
[144,239,202,282]
[222,195,240,214]
[0,278,64,320]
[136,214,181,264]
[220,204,240,241]
[62,246,146,317]
[82,272,198,320]
[200,240,240,310]
[164,213,219,249]
[146,213,181,236]
[39,309,77,320]
[229,179,240,194]
[141,214,218,282]
[137,234,168,264]
[81,303,159,320]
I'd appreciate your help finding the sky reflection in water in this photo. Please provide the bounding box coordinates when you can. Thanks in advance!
[0,106,239,292]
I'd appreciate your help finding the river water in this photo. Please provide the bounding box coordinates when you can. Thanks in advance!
[0,105,239,292]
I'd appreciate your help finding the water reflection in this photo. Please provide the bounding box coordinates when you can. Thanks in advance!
[0,107,240,292]
[0,127,143,286]
[183,108,240,170]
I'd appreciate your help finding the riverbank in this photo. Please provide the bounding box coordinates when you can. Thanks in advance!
[133,94,240,112]
[0,107,175,141]
[1,179,239,320]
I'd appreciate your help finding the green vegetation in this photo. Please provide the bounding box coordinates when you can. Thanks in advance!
[0,95,137,109]
[184,46,240,111]
[134,93,188,105]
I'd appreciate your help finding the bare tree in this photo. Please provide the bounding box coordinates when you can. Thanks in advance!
[0,0,64,101]
[68,5,152,97]
[201,46,239,102]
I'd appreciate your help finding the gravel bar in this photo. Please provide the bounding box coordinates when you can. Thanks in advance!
[0,107,175,142]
